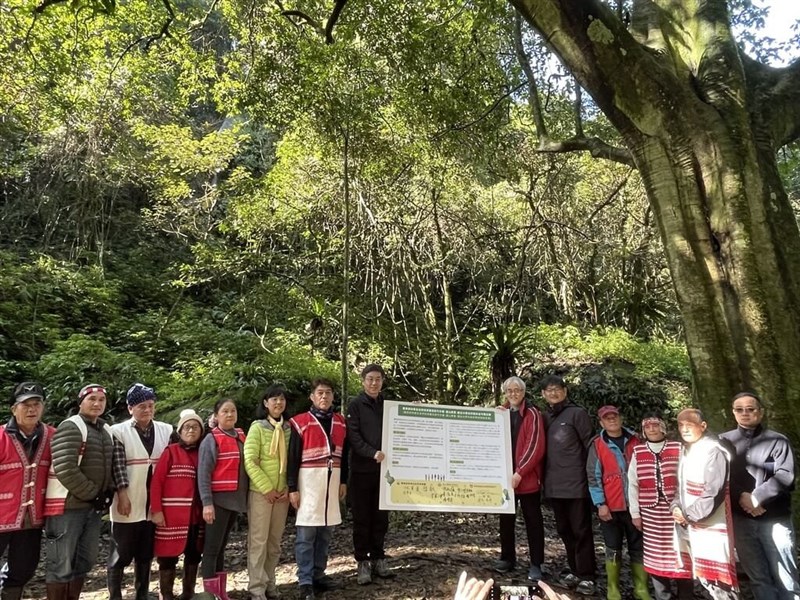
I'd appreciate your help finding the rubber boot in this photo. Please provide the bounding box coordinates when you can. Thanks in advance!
[46,582,70,600]
[179,563,199,600]
[605,560,622,600]
[0,587,23,600]
[631,563,653,600]
[159,567,177,600]
[203,575,221,597]
[108,566,124,600]
[217,572,230,600]
[67,576,85,600]
[135,561,153,600]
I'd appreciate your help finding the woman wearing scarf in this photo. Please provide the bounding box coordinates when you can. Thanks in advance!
[151,409,206,600]
[245,385,292,600]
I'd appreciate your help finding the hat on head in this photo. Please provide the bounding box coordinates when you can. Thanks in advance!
[641,415,667,435]
[11,382,45,406]
[597,405,619,419]
[361,363,386,379]
[126,383,156,407]
[177,409,203,432]
[78,384,107,401]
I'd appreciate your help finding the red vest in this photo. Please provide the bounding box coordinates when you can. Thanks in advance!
[151,443,203,557]
[290,412,346,468]
[633,441,681,508]
[210,428,246,492]
[0,424,54,531]
[593,433,639,511]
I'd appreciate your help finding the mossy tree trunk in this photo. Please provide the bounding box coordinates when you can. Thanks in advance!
[512,0,800,437]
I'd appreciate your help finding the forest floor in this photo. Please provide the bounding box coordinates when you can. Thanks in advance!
[24,507,751,599]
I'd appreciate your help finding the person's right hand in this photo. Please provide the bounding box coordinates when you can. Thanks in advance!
[265,490,280,503]
[598,504,612,522]
[454,571,493,600]
[632,516,643,531]
[672,506,687,526]
[289,491,301,510]
[203,505,215,524]
[535,581,572,600]
[116,489,132,517]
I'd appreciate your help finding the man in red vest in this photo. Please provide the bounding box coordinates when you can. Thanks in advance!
[586,405,648,600]
[0,382,54,600]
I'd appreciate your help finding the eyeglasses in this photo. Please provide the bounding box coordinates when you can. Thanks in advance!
[543,387,564,394]
[733,407,759,414]
[181,424,201,431]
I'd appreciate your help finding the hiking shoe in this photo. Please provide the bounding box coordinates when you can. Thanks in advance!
[298,584,315,600]
[493,559,516,574]
[557,571,580,588]
[527,564,543,582]
[575,579,596,595]
[312,575,339,591]
[372,558,395,578]
[357,560,372,585]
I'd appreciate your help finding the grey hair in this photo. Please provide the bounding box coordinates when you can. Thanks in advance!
[502,376,526,393]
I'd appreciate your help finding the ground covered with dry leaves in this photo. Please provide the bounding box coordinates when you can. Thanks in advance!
[24,507,751,599]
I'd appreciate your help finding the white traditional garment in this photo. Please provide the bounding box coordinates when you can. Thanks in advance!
[675,435,738,589]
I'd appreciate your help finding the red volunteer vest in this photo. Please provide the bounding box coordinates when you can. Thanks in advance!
[210,427,246,492]
[0,424,54,530]
[290,412,346,468]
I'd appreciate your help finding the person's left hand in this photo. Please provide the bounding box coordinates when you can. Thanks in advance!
[151,511,165,526]
[454,571,494,600]
[511,473,522,489]
[339,483,347,500]
[116,489,131,517]
[374,451,386,463]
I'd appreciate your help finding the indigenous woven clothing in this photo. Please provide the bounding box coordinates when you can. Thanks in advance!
[210,427,246,492]
[289,411,346,527]
[674,435,738,589]
[628,440,693,579]
[0,421,54,531]
[109,418,173,523]
[151,442,204,557]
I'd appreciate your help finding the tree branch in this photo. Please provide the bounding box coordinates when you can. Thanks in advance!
[33,0,67,13]
[282,0,349,44]
[513,10,548,138]
[758,57,800,149]
[537,136,635,166]
[281,9,325,37]
[324,0,348,44]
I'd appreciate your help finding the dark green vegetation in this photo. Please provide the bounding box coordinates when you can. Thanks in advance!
[0,0,797,429]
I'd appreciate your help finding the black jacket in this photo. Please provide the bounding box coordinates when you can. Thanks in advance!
[543,400,593,499]
[346,392,384,474]
[720,424,795,519]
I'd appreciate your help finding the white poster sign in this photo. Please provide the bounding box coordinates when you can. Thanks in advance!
[378,401,515,513]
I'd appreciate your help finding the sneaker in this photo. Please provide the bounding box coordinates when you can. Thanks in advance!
[298,584,315,600]
[312,575,340,591]
[557,571,580,589]
[575,579,596,595]
[527,564,543,582]
[357,560,372,585]
[372,558,395,578]
[493,559,516,574]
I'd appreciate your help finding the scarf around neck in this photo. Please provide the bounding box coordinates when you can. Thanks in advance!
[268,415,287,474]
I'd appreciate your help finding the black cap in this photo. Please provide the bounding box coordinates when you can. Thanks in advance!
[11,382,45,406]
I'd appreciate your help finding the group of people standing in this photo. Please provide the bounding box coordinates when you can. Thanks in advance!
[496,375,799,600]
[0,369,797,600]
[0,363,393,600]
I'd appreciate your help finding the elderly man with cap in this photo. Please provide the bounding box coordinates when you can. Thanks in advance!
[671,409,738,600]
[0,382,55,600]
[720,392,800,600]
[107,383,174,600]
[586,405,648,600]
[44,383,116,600]
[346,364,394,585]
[628,415,693,600]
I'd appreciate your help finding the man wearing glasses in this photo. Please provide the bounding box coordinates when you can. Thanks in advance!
[720,393,799,600]
[540,375,596,596]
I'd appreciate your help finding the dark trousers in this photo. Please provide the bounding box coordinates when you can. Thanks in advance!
[550,497,597,579]
[499,492,545,566]
[599,510,643,562]
[0,528,42,589]
[201,506,238,578]
[349,470,389,561]
[108,520,156,568]
[156,524,203,569]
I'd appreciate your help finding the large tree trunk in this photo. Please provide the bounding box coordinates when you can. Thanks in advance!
[512,0,800,439]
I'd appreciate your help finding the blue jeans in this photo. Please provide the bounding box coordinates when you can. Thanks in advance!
[734,514,800,600]
[295,526,332,586]
[44,508,103,583]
